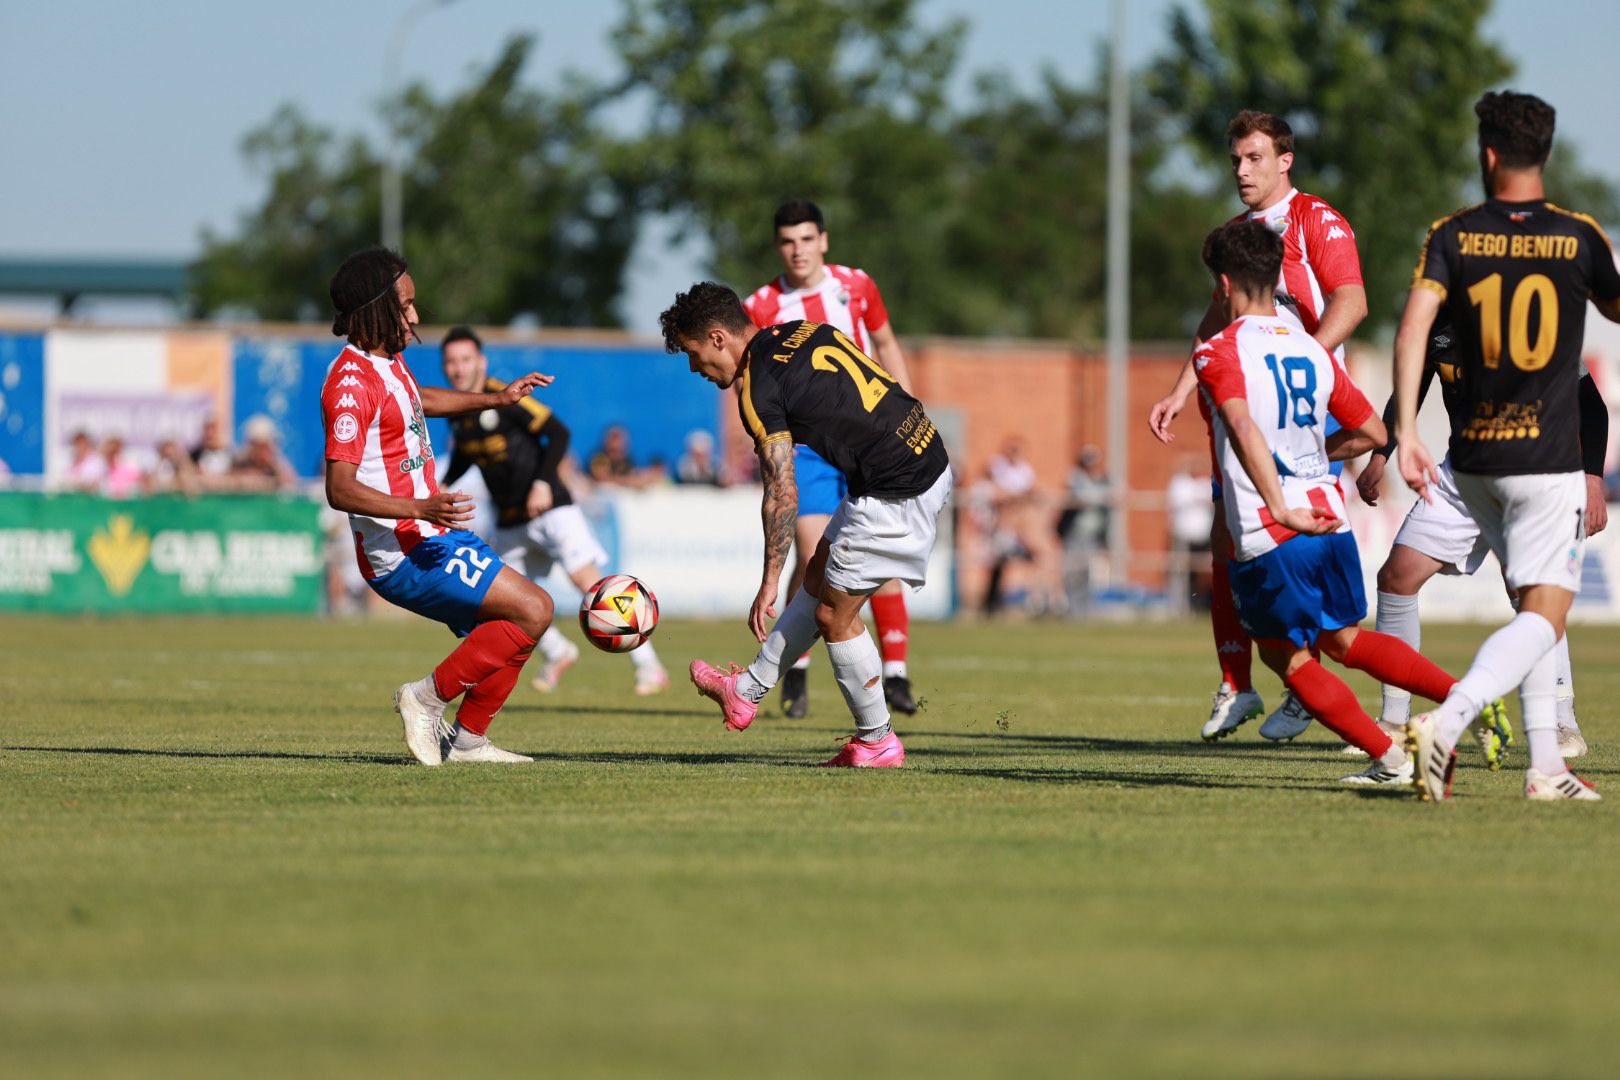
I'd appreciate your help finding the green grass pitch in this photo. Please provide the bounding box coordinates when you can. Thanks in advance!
[3,615,1617,1078]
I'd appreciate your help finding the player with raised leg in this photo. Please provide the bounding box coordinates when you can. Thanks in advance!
[663,284,952,767]
[1355,320,1608,763]
[320,248,556,765]
[438,326,670,696]
[1397,91,1620,802]
[744,200,920,719]
[1149,111,1369,744]
[1196,220,1468,785]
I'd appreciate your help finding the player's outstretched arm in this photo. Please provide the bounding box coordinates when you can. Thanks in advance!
[1217,398,1338,537]
[1393,287,1443,503]
[418,372,555,418]
[749,437,798,642]
[1149,298,1226,444]
[325,458,476,528]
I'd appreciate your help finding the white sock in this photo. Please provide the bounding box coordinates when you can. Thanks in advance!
[738,588,821,702]
[882,660,907,679]
[537,626,575,662]
[629,641,661,670]
[1520,646,1563,774]
[1436,612,1557,745]
[412,674,448,713]
[450,722,487,750]
[1375,591,1421,726]
[826,633,891,742]
[792,653,812,671]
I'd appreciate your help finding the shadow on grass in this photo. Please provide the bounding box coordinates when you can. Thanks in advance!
[3,744,409,766]
[504,703,717,720]
[902,728,1341,763]
[931,763,1337,793]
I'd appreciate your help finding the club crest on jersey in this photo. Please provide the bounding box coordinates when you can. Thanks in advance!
[333,413,359,443]
[1268,216,1289,236]
[836,287,850,306]
[408,404,427,442]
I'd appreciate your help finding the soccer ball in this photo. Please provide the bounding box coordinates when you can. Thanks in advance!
[579,574,659,653]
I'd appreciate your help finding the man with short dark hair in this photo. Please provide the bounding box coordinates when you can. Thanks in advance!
[662,282,952,767]
[1150,110,1370,745]
[439,325,669,696]
[1397,91,1620,802]
[744,200,921,719]
[1194,220,1459,786]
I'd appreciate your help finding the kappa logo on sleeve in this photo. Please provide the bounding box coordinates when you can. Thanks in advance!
[340,361,362,372]
[1325,225,1349,241]
[336,393,359,409]
[337,375,362,388]
[333,413,360,443]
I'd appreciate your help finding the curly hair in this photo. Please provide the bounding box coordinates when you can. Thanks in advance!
[1202,219,1284,296]
[1475,91,1555,169]
[330,247,414,356]
[658,282,754,354]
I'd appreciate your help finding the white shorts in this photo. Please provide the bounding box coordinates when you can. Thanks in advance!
[493,504,609,583]
[1451,470,1586,592]
[1392,457,1491,576]
[823,467,953,595]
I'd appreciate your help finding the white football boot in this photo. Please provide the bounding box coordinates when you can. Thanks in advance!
[532,638,581,693]
[1557,699,1587,758]
[444,739,535,764]
[394,681,445,767]
[1201,684,1264,741]
[1259,691,1313,742]
[1405,713,1456,803]
[1524,767,1600,801]
[1339,750,1414,786]
[1341,721,1404,756]
[634,663,671,696]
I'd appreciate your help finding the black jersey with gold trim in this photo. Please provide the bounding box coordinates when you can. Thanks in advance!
[738,320,948,499]
[441,377,572,526]
[1413,198,1620,474]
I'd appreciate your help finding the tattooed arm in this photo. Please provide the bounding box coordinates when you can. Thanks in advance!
[749,437,798,642]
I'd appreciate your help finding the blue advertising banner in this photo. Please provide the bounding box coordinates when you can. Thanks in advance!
[0,333,46,475]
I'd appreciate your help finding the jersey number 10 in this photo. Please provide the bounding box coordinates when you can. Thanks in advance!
[1262,354,1318,429]
[810,328,898,412]
[1467,272,1558,372]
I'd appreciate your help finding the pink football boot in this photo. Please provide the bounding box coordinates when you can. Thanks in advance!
[689,660,759,731]
[821,730,906,768]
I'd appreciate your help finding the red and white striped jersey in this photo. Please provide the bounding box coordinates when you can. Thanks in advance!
[320,344,447,578]
[743,264,890,348]
[1194,314,1374,561]
[1234,188,1362,353]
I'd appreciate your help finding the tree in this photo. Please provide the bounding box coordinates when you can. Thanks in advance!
[196,37,636,327]
[1151,0,1515,329]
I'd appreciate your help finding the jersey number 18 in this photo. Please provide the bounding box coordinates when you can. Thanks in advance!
[1262,354,1318,429]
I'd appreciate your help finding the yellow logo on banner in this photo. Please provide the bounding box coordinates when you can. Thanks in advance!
[88,515,151,596]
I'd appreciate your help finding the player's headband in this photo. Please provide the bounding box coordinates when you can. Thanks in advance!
[342,268,407,318]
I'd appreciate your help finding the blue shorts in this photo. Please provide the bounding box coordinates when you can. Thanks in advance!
[1228,531,1365,648]
[794,445,848,517]
[368,530,504,637]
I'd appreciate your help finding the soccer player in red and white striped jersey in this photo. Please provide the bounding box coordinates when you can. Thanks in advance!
[743,200,921,719]
[1148,111,1369,744]
[320,247,557,766]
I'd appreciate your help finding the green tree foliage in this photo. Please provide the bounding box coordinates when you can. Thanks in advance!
[196,37,635,326]
[1152,0,1516,327]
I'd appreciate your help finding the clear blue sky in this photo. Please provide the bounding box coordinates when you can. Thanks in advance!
[1,0,1614,326]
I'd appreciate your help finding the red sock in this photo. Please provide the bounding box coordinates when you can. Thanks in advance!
[433,620,538,703]
[869,591,909,666]
[1342,630,1457,704]
[1285,658,1392,757]
[1210,560,1253,692]
[456,643,534,736]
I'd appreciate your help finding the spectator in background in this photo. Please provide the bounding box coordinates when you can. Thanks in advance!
[148,438,201,495]
[987,438,1067,614]
[676,429,727,486]
[588,425,660,489]
[1165,454,1216,612]
[191,416,235,483]
[99,435,144,499]
[66,430,106,492]
[230,415,298,493]
[1060,446,1113,612]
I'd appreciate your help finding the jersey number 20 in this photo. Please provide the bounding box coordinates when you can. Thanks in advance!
[1262,354,1318,428]
[810,328,897,412]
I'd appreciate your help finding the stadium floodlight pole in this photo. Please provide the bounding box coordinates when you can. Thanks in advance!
[1104,0,1130,586]
[381,0,460,254]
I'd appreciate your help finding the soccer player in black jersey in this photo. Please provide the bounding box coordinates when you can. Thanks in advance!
[660,283,953,767]
[1358,320,1607,760]
[1394,91,1620,802]
[439,327,669,696]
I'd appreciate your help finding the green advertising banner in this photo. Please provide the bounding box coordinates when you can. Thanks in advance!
[0,493,324,613]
